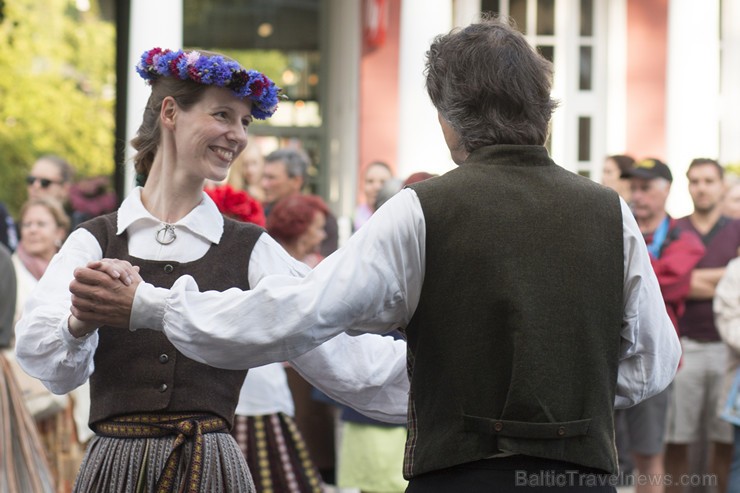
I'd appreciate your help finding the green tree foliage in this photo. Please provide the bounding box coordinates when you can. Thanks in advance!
[0,0,115,216]
[725,163,740,178]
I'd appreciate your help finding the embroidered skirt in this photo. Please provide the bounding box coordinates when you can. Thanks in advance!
[231,413,323,493]
[73,426,254,492]
[35,400,87,492]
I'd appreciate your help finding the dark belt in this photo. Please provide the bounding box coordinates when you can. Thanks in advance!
[94,413,228,493]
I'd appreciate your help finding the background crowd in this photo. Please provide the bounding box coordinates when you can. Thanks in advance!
[602,155,740,493]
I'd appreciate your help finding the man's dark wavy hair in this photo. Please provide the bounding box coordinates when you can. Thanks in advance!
[425,14,558,151]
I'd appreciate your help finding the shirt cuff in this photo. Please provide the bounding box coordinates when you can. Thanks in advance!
[130,282,169,331]
[614,395,633,410]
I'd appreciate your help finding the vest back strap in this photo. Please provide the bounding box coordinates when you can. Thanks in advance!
[463,414,592,439]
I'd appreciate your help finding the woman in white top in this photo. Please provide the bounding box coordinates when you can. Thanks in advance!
[15,48,408,493]
[12,197,69,323]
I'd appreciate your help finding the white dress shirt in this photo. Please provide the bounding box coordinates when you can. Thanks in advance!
[129,188,678,409]
[14,188,409,424]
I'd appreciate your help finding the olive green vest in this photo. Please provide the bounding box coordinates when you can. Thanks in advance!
[81,213,263,429]
[404,145,624,477]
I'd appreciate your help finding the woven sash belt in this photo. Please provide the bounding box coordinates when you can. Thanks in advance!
[94,413,228,493]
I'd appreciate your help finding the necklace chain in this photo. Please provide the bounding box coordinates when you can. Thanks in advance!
[155,223,177,245]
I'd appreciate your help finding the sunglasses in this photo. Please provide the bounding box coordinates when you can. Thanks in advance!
[26,175,62,188]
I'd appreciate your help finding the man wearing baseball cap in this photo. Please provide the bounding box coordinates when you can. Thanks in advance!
[617,158,705,492]
[621,157,674,183]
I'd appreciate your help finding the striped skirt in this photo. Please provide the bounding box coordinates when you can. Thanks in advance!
[73,431,255,492]
[231,413,323,493]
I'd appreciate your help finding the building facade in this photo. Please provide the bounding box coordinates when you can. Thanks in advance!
[123,0,740,227]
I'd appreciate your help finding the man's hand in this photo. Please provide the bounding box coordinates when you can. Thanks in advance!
[70,259,143,330]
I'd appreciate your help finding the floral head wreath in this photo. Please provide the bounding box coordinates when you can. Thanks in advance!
[136,47,282,120]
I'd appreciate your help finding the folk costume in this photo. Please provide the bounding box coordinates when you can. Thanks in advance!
[14,187,408,492]
[231,365,323,493]
[15,48,408,493]
[72,210,258,492]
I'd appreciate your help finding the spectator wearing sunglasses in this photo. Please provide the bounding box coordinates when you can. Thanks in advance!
[27,155,73,203]
[26,155,104,229]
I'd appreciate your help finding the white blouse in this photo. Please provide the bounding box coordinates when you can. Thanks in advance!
[235,363,295,417]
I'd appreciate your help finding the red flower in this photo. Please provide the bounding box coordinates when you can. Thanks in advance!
[145,47,165,66]
[230,71,249,91]
[205,185,266,227]
[187,65,201,82]
[249,76,268,97]
[169,52,185,76]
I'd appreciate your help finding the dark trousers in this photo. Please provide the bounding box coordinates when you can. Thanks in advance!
[405,456,617,493]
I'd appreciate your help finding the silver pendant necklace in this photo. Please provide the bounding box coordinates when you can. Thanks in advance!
[155,223,177,245]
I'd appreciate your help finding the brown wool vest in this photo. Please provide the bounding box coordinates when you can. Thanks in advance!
[405,145,624,477]
[81,213,263,429]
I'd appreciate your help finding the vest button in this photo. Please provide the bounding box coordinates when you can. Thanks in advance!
[159,354,169,364]
[557,426,566,436]
[164,264,174,273]
[493,422,503,432]
[159,383,168,393]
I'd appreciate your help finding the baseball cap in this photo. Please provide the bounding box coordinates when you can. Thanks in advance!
[620,158,673,183]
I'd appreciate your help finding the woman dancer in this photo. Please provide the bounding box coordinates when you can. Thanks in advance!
[15,48,407,492]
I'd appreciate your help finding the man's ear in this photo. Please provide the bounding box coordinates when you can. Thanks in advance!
[160,96,178,130]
